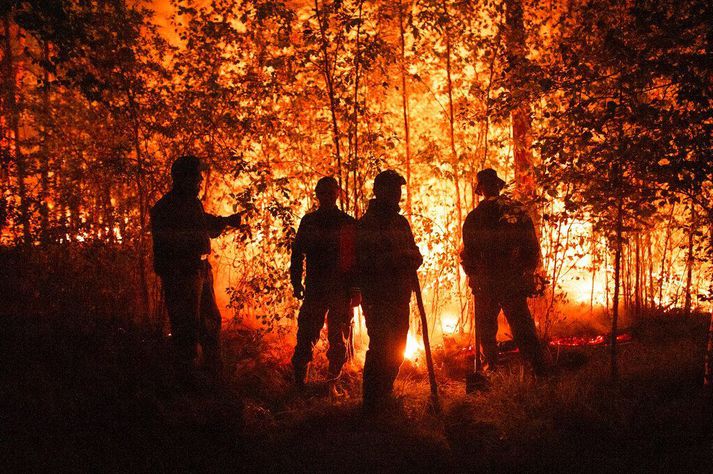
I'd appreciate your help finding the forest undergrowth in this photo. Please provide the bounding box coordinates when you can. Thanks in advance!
[2,279,712,471]
[2,248,713,472]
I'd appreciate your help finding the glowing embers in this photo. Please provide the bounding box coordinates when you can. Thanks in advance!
[548,333,633,347]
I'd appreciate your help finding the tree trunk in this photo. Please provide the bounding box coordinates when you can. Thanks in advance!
[505,0,536,213]
[683,205,696,318]
[314,0,344,209]
[398,0,412,218]
[634,232,641,318]
[479,44,498,173]
[705,308,713,387]
[39,41,51,243]
[706,220,713,386]
[351,0,363,218]
[647,232,654,308]
[611,196,623,381]
[126,86,150,318]
[625,241,632,313]
[605,242,610,318]
[589,262,596,316]
[658,204,676,309]
[442,1,462,230]
[441,0,466,323]
[3,13,30,245]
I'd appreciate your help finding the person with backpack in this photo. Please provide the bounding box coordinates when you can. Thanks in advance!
[461,168,546,375]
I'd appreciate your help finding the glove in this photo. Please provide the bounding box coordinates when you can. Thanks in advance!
[224,212,243,228]
[523,272,548,297]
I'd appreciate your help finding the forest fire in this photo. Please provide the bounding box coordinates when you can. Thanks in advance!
[0,0,710,382]
[548,333,633,348]
[404,331,425,361]
[2,0,713,471]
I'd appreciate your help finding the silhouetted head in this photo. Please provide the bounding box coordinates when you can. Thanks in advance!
[475,168,505,197]
[171,155,206,197]
[315,176,339,209]
[373,170,406,207]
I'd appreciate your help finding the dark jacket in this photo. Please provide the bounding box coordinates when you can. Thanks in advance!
[290,206,356,296]
[461,195,540,289]
[356,199,422,304]
[150,190,227,276]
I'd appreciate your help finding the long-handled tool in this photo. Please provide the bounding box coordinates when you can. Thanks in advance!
[413,273,440,413]
[466,295,489,393]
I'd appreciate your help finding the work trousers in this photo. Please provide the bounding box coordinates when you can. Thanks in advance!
[475,285,542,370]
[162,263,222,370]
[362,300,410,404]
[292,290,351,375]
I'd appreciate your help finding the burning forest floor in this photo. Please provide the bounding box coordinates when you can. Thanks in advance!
[3,312,713,472]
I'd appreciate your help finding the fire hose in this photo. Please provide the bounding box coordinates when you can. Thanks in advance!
[413,273,440,413]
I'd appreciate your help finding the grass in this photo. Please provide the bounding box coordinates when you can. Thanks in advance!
[3,309,712,473]
[1,249,711,472]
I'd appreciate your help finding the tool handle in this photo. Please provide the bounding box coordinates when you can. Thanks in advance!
[473,295,483,373]
[413,274,439,402]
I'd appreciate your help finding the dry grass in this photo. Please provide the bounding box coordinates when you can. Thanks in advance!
[2,247,712,472]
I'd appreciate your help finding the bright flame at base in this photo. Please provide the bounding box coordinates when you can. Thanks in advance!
[441,312,458,335]
[404,331,424,361]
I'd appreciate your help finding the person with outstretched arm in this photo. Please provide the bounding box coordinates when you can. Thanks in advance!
[150,155,243,383]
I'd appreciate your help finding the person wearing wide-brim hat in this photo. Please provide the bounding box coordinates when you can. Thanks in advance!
[356,169,423,411]
[474,168,506,195]
[461,168,546,375]
[150,155,245,385]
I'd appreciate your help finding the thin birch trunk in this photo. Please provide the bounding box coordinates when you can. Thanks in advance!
[683,205,696,318]
[398,0,412,218]
[351,0,363,217]
[314,0,344,209]
[505,0,537,217]
[658,204,676,309]
[611,195,623,381]
[441,0,465,323]
[3,13,30,245]
[635,232,641,317]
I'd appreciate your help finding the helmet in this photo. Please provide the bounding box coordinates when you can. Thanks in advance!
[171,155,206,179]
[315,176,339,193]
[373,169,406,191]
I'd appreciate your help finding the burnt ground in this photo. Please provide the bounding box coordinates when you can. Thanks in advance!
[2,310,712,473]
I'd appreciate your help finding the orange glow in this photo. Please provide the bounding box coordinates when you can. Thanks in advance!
[404,331,424,361]
[440,312,458,335]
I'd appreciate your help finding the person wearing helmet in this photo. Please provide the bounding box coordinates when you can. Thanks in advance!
[150,155,244,381]
[290,176,358,387]
[356,170,422,411]
[461,168,546,375]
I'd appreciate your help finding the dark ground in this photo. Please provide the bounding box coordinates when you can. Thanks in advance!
[2,312,712,473]
[1,249,712,472]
